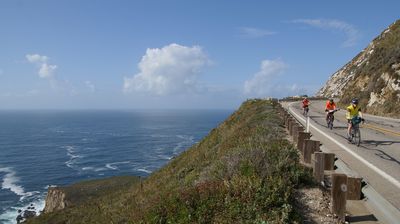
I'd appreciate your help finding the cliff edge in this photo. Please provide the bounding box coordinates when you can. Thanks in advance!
[43,188,66,213]
[318,19,400,117]
[27,99,317,223]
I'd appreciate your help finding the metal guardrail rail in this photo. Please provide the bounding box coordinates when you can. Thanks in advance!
[284,102,400,224]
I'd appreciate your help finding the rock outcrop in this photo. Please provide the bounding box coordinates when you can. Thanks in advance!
[317,19,400,118]
[43,187,67,213]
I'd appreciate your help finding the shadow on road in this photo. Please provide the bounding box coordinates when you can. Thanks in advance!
[360,142,400,165]
[362,140,400,146]
[332,135,400,165]
[347,214,378,222]
[310,116,347,130]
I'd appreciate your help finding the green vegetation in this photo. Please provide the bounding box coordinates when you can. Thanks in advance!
[339,19,400,117]
[27,99,312,224]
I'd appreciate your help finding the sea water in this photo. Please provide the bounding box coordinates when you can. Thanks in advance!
[0,109,230,223]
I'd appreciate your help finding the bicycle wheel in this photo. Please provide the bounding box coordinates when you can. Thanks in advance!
[328,119,333,130]
[354,128,361,146]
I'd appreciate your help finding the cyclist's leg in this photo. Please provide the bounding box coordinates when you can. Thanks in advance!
[347,120,352,140]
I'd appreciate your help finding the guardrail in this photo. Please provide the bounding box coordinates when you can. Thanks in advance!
[275,102,400,223]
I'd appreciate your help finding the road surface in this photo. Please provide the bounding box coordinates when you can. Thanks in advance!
[283,100,400,212]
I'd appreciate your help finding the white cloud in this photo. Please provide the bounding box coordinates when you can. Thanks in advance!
[26,54,57,78]
[238,27,277,38]
[26,54,48,63]
[85,81,96,92]
[244,59,286,96]
[38,63,57,78]
[123,43,210,95]
[292,19,360,47]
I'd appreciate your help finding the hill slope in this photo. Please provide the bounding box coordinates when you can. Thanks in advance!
[317,19,400,117]
[26,99,313,223]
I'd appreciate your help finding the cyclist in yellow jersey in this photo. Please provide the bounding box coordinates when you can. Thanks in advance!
[346,98,364,141]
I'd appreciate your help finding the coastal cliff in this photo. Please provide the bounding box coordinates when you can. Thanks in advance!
[27,99,314,223]
[317,19,400,117]
[43,188,66,213]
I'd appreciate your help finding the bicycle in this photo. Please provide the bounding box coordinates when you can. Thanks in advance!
[347,117,364,147]
[303,105,309,116]
[326,109,339,130]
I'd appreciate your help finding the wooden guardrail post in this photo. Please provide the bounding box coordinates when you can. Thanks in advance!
[290,123,299,139]
[313,152,325,183]
[293,126,304,143]
[284,115,290,127]
[347,177,362,200]
[303,140,320,163]
[289,121,296,135]
[323,153,335,171]
[287,119,294,131]
[331,173,347,222]
[297,132,310,151]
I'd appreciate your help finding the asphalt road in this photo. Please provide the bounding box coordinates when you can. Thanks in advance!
[283,100,400,211]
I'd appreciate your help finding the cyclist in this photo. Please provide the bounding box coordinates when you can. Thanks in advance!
[302,97,310,115]
[346,98,364,141]
[325,98,337,122]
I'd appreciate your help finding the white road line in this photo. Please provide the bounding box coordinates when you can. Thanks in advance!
[288,102,400,189]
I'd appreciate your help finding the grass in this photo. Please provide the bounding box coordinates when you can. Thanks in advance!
[338,19,400,117]
[27,99,312,224]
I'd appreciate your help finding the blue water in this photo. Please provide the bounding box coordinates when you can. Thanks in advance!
[0,109,231,223]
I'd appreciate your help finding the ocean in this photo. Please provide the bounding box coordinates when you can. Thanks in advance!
[0,109,231,224]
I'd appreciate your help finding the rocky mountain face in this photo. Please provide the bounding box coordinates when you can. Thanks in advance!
[43,187,67,213]
[317,20,400,118]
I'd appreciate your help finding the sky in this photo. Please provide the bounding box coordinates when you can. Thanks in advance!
[1,0,399,109]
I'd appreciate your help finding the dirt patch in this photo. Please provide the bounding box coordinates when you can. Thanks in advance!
[295,186,343,224]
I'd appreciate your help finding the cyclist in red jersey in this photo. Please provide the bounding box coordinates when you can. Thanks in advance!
[302,97,310,115]
[302,97,310,108]
[325,98,337,121]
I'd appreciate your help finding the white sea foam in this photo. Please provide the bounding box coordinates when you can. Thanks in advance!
[0,167,46,223]
[44,185,57,189]
[0,167,26,197]
[20,191,40,201]
[0,195,45,224]
[158,155,172,160]
[105,161,130,170]
[173,135,195,154]
[0,167,42,203]
[64,146,82,169]
[81,166,94,171]
[137,168,152,174]
[65,161,74,168]
[81,167,107,172]
[65,146,74,153]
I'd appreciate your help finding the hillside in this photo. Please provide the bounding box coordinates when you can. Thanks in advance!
[26,99,314,223]
[317,19,400,118]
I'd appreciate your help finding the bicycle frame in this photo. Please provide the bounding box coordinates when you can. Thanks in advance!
[326,109,337,129]
[349,119,361,146]
[303,106,309,116]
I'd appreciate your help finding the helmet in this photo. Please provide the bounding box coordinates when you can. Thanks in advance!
[351,98,359,105]
[329,98,334,103]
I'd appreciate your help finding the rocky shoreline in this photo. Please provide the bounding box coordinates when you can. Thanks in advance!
[16,204,37,224]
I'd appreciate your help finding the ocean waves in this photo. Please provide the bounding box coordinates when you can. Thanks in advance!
[0,167,45,224]
[0,109,230,223]
[0,167,30,199]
